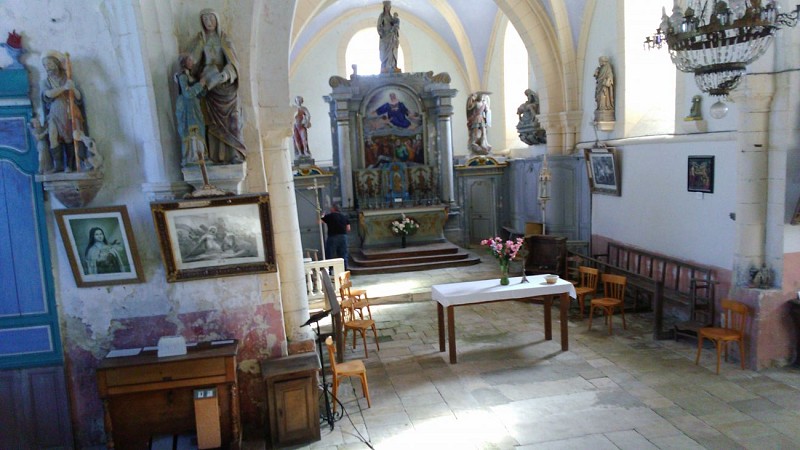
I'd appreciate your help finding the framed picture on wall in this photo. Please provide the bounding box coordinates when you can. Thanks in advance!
[584,147,621,196]
[688,155,714,193]
[150,194,276,282]
[54,206,145,287]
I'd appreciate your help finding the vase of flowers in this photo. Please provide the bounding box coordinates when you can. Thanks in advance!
[390,214,419,248]
[480,236,524,285]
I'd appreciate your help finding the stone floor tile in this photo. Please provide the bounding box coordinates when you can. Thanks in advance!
[648,434,705,449]
[517,433,619,450]
[605,429,660,450]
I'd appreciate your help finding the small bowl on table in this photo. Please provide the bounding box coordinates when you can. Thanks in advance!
[544,274,558,284]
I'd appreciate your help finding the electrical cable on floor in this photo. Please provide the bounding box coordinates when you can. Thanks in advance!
[336,378,374,449]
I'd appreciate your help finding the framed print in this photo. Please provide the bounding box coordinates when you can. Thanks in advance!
[688,155,714,193]
[584,147,621,196]
[54,206,144,287]
[150,194,276,282]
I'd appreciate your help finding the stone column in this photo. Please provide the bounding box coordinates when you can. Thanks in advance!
[538,113,565,155]
[120,1,189,200]
[730,76,775,286]
[560,111,584,154]
[433,89,457,203]
[261,128,313,343]
[333,96,354,208]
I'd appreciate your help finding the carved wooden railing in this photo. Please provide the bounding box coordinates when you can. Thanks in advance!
[304,258,345,304]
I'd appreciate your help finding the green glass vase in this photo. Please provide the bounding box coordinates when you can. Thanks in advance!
[499,260,510,285]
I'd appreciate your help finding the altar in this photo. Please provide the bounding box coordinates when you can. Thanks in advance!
[358,205,448,249]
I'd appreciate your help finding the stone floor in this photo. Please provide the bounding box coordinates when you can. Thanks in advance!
[251,256,800,449]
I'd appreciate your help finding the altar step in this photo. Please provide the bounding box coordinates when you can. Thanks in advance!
[349,242,481,275]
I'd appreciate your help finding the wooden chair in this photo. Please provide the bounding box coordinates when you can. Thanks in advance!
[340,283,380,358]
[574,266,600,319]
[324,336,370,413]
[695,299,749,374]
[588,274,627,335]
[337,271,368,317]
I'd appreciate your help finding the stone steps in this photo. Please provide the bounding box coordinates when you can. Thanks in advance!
[349,242,481,275]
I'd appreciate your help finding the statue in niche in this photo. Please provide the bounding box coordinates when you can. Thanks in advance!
[467,92,492,155]
[749,263,772,289]
[593,56,615,123]
[685,95,703,121]
[174,53,208,166]
[516,89,546,145]
[292,96,312,157]
[377,1,400,73]
[39,51,97,173]
[190,8,246,164]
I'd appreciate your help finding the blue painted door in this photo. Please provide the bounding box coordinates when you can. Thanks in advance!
[0,85,74,446]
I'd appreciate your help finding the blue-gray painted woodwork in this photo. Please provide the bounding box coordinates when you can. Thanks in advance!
[0,68,74,447]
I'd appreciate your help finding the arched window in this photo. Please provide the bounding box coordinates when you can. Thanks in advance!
[625,1,675,135]
[503,23,529,148]
[346,28,405,76]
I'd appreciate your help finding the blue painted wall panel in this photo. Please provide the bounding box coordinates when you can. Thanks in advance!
[2,164,46,315]
[0,326,53,356]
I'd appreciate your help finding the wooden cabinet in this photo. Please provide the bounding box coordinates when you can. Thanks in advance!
[261,352,320,447]
[524,235,568,279]
[96,341,241,449]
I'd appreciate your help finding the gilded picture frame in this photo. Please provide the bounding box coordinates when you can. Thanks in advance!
[150,194,276,282]
[54,206,144,287]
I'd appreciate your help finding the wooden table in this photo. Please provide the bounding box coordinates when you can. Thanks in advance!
[96,340,241,449]
[431,275,576,363]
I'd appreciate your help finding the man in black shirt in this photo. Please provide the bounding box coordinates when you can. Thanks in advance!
[321,204,350,268]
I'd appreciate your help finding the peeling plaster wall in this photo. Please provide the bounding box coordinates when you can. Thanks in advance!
[0,0,292,446]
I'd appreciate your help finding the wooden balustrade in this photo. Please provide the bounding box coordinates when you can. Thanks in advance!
[304,258,345,304]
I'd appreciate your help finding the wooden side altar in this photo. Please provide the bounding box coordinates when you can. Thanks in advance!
[359,205,448,248]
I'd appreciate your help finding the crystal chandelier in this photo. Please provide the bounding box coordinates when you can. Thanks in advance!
[645,1,799,117]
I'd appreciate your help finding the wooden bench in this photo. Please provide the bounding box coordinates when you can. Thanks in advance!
[569,241,717,340]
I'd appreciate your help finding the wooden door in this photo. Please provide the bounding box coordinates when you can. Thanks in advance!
[0,79,74,448]
[466,178,497,245]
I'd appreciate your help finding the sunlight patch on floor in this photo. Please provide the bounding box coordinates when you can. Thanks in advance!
[363,279,427,297]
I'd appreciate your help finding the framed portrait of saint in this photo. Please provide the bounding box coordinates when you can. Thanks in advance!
[54,206,144,287]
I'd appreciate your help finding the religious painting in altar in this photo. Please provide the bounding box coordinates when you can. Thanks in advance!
[361,86,425,168]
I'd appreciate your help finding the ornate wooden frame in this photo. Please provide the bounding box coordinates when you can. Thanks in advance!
[150,194,275,282]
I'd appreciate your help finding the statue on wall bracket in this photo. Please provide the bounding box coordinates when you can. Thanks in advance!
[467,91,492,155]
[33,48,104,208]
[179,8,247,196]
[593,56,615,131]
[516,89,546,146]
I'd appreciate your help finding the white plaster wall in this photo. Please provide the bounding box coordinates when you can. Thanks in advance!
[590,136,738,269]
[289,11,470,165]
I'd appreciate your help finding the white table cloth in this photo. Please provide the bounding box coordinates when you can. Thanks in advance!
[431,274,576,363]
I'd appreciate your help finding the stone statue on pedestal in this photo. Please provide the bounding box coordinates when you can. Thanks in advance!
[467,92,492,155]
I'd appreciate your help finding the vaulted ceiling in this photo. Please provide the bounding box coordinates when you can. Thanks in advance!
[289,0,589,91]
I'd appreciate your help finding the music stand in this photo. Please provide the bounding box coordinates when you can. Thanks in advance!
[300,270,342,430]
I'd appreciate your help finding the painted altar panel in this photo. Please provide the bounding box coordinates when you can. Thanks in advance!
[358,206,448,248]
[362,86,425,168]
